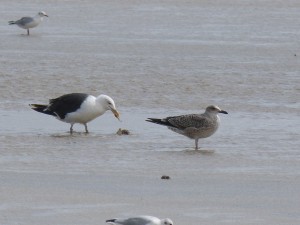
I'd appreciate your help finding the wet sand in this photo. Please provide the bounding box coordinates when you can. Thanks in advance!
[1,0,300,224]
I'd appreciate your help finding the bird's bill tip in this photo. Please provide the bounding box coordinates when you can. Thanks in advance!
[220,110,228,114]
[111,108,120,121]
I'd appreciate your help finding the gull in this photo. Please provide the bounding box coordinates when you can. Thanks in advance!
[106,215,173,225]
[146,105,228,150]
[30,93,120,133]
[9,11,48,35]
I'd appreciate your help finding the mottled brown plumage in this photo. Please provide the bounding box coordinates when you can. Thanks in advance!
[146,105,228,150]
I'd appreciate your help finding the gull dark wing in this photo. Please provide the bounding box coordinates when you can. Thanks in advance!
[47,93,89,119]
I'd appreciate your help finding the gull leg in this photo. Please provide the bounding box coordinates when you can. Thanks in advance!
[70,124,74,134]
[195,139,199,150]
[27,29,29,35]
[84,124,89,133]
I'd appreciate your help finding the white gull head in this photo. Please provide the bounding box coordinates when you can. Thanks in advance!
[160,218,173,225]
[96,95,120,120]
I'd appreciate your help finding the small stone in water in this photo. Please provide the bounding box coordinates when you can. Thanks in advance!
[161,175,170,180]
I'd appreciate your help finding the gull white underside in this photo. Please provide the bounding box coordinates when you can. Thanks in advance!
[61,96,105,124]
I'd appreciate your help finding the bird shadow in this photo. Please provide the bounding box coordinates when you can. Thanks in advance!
[50,132,86,138]
[49,131,125,139]
[182,148,215,155]
[50,131,104,138]
[18,33,41,38]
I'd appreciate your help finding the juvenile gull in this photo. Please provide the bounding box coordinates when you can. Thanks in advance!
[30,93,120,134]
[146,105,228,150]
[8,11,48,35]
[106,215,173,225]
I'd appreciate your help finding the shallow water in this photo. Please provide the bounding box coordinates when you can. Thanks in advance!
[1,0,300,224]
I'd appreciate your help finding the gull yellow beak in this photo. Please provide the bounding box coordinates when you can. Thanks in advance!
[111,108,120,121]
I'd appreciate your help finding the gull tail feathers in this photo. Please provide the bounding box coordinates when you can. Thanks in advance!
[106,219,117,223]
[146,118,171,127]
[29,104,56,116]
[8,21,16,25]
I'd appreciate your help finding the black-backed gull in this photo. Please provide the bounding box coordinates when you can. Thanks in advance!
[30,93,120,133]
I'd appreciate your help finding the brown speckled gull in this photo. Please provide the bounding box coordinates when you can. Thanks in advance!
[146,105,228,150]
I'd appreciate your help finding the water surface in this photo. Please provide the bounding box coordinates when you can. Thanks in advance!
[0,0,300,224]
